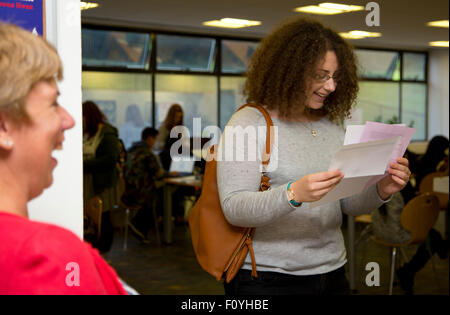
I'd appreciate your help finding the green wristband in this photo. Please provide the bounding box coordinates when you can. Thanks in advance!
[287,182,302,207]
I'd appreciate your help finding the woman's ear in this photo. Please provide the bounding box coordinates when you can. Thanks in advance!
[0,113,15,151]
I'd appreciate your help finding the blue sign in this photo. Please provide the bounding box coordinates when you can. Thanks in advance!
[0,0,45,36]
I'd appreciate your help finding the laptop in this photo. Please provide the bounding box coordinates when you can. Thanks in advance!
[169,157,195,177]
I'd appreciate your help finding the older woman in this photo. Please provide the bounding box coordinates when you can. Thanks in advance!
[0,23,127,294]
[218,17,411,295]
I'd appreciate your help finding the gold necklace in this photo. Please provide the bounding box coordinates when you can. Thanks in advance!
[302,119,317,137]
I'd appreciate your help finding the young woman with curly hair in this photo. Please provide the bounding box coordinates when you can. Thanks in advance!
[217,17,411,295]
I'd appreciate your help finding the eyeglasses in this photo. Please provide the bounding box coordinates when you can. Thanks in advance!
[313,70,340,84]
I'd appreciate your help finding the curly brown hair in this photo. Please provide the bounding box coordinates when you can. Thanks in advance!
[244,17,359,122]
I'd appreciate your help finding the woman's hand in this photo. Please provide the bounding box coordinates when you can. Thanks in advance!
[291,170,344,203]
[376,157,411,200]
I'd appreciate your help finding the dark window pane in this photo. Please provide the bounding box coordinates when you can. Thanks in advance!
[82,29,151,69]
[355,49,400,80]
[156,35,215,72]
[221,40,258,73]
[403,52,426,81]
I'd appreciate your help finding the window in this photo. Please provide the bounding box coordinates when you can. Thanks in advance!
[403,52,426,81]
[220,77,247,128]
[355,82,400,124]
[82,29,151,69]
[355,50,400,80]
[221,40,258,74]
[155,74,217,136]
[402,83,427,140]
[82,72,152,150]
[353,49,427,141]
[156,35,216,72]
[80,27,429,141]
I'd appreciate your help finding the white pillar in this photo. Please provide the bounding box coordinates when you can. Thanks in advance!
[428,49,449,139]
[29,0,83,239]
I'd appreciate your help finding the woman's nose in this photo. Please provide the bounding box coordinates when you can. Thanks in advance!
[60,107,75,130]
[323,78,336,93]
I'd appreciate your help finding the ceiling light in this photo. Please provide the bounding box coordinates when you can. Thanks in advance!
[339,30,382,39]
[294,5,343,15]
[203,18,261,29]
[426,20,449,28]
[294,2,364,15]
[319,3,365,12]
[80,2,99,11]
[429,41,449,47]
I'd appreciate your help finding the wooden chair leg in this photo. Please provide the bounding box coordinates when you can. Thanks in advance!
[389,247,397,295]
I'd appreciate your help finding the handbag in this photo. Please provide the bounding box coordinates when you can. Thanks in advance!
[188,103,274,283]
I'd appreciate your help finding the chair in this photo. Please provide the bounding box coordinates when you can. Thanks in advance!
[355,214,373,246]
[84,196,103,243]
[114,176,161,250]
[370,192,440,295]
[419,171,449,210]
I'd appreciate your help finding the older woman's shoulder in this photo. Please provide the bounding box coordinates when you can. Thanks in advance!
[0,213,124,294]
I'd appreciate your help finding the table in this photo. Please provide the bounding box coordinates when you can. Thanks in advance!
[162,176,202,244]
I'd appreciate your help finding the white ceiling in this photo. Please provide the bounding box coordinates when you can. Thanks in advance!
[81,0,449,51]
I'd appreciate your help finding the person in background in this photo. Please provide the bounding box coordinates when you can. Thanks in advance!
[217,17,411,295]
[372,135,449,294]
[122,127,167,242]
[0,23,127,294]
[83,100,120,253]
[156,103,192,224]
[119,104,147,150]
[156,103,184,171]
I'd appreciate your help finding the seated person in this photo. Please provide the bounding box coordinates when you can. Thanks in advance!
[371,135,449,294]
[122,127,179,241]
[0,23,128,294]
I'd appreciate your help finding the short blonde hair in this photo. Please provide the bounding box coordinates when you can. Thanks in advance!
[0,23,63,122]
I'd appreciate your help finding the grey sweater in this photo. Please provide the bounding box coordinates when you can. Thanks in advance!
[217,106,386,276]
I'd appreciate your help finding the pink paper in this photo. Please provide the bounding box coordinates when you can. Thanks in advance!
[359,122,415,188]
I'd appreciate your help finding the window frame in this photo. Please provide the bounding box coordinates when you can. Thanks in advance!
[82,23,428,141]
[356,46,428,141]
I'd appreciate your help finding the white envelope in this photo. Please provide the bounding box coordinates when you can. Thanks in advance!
[309,136,400,209]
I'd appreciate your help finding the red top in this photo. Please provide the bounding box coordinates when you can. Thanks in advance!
[0,212,127,295]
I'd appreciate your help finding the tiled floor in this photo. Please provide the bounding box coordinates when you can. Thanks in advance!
[104,221,449,295]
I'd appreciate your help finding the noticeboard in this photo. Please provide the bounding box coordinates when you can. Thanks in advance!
[0,0,45,36]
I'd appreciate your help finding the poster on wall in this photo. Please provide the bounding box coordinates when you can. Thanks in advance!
[0,0,45,36]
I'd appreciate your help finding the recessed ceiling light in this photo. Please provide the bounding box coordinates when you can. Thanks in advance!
[426,20,449,28]
[294,2,364,15]
[319,3,365,12]
[429,41,449,47]
[339,30,382,39]
[80,2,99,11]
[203,18,261,29]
